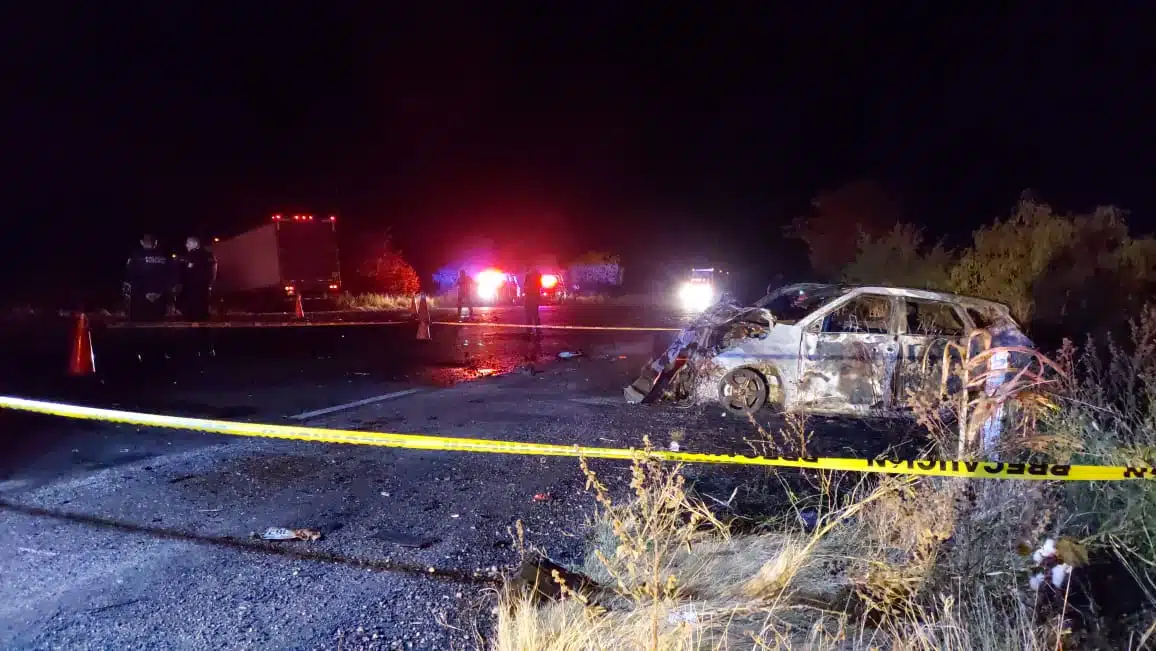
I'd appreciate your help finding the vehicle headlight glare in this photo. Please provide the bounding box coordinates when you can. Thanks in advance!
[679,282,714,311]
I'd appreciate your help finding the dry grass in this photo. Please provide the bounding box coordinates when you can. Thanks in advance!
[495,450,1061,650]
[493,309,1156,650]
[336,292,449,311]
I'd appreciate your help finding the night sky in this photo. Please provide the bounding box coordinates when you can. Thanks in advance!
[6,3,1155,304]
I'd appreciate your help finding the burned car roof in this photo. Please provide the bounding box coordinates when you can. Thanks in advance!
[759,283,1014,318]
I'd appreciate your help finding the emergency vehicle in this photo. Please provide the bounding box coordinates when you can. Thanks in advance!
[677,267,729,312]
[469,268,568,305]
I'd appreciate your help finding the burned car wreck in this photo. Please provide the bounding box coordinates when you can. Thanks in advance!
[625,283,1032,417]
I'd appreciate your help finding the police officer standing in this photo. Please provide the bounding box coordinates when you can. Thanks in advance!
[124,234,175,322]
[523,267,542,333]
[456,269,475,321]
[179,236,217,322]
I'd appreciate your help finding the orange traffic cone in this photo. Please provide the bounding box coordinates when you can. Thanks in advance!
[294,294,305,319]
[68,313,95,376]
[416,294,431,340]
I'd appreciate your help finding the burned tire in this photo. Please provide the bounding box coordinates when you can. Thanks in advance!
[718,368,768,416]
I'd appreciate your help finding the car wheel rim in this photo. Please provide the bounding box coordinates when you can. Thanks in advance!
[724,370,761,411]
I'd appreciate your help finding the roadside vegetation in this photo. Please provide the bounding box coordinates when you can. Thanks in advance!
[493,313,1156,649]
[839,195,1156,340]
[492,194,1156,649]
[335,292,425,311]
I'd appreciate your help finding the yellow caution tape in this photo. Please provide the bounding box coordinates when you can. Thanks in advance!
[432,321,681,332]
[100,319,676,331]
[1,395,1149,481]
[103,320,409,329]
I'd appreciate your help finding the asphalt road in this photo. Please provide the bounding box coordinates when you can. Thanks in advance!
[0,305,909,649]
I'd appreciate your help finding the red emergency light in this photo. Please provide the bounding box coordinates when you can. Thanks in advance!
[541,274,559,289]
[328,215,336,222]
[272,214,283,221]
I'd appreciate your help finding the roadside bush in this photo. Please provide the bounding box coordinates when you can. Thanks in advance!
[568,251,624,290]
[788,179,904,279]
[949,197,1156,339]
[1052,307,1156,609]
[842,223,953,291]
[356,232,421,296]
[838,195,1156,346]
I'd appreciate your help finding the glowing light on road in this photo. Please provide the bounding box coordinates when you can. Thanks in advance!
[678,281,715,312]
[475,269,506,300]
[541,274,559,289]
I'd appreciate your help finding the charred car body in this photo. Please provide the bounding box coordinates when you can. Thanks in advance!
[625,283,1033,417]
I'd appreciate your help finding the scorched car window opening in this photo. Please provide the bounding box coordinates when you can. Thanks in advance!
[755,286,846,323]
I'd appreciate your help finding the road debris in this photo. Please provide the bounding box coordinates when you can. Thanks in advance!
[556,350,584,360]
[515,555,600,604]
[259,527,322,542]
[532,492,552,502]
[372,529,438,548]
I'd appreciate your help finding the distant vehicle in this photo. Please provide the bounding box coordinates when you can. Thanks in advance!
[537,271,569,304]
[214,214,342,311]
[465,267,569,306]
[678,267,730,312]
[472,268,521,305]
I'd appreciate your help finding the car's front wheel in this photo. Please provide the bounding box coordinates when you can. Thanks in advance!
[718,368,768,416]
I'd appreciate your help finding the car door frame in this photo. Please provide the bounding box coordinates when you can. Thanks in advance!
[895,297,975,398]
[795,290,903,412]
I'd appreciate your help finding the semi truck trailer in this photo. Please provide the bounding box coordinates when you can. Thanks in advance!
[214,214,342,311]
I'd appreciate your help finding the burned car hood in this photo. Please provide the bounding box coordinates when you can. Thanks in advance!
[624,299,776,404]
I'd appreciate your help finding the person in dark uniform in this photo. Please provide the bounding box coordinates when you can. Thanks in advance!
[523,268,542,332]
[456,269,475,320]
[178,236,217,321]
[124,234,175,322]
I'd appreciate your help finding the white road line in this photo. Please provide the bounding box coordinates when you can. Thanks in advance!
[289,389,423,421]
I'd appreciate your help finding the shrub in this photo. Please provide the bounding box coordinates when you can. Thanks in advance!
[842,223,954,290]
[1052,308,1156,606]
[355,232,421,296]
[788,180,904,279]
[949,197,1156,336]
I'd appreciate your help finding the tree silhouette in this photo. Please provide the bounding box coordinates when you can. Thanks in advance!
[787,179,901,279]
